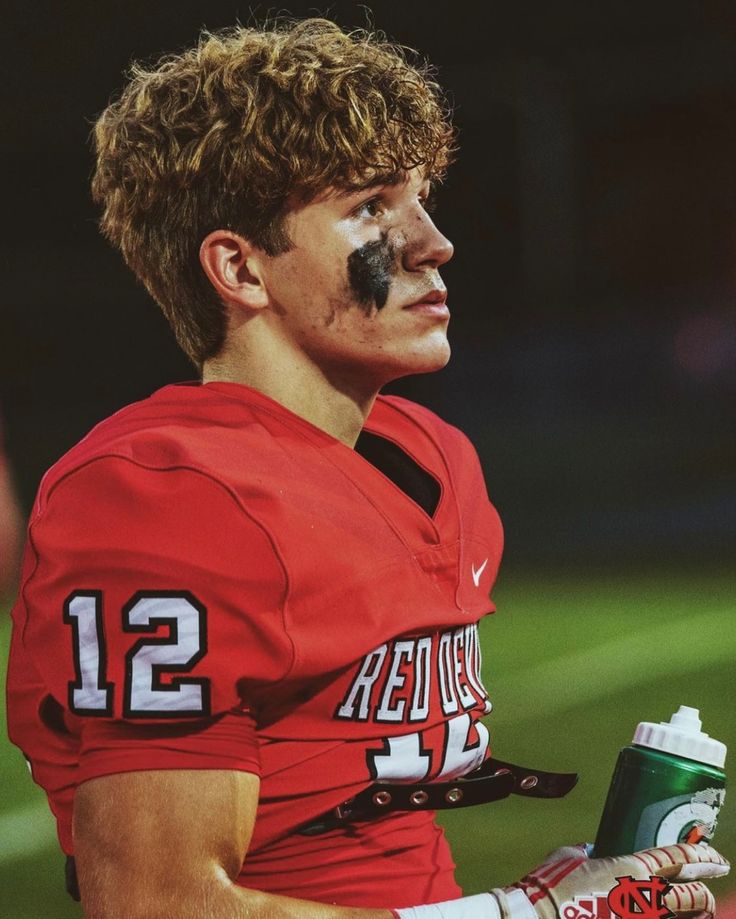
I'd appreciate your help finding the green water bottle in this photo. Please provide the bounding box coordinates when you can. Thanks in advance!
[593,705,726,857]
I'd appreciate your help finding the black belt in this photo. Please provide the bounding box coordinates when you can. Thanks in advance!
[299,757,579,835]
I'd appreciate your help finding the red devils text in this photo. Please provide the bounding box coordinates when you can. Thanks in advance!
[335,624,488,724]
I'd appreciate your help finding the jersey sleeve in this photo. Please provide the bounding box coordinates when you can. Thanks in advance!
[10,455,291,781]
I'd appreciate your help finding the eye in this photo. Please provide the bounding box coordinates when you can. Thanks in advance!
[354,196,384,219]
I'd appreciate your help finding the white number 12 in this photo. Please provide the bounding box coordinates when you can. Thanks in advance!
[63,590,210,718]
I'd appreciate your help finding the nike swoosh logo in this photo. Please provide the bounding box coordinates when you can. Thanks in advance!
[471,558,488,587]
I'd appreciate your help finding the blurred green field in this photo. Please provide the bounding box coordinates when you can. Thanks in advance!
[2,568,734,917]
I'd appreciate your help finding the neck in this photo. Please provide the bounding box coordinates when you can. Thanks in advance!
[201,341,378,449]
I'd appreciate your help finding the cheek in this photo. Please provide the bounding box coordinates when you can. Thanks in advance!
[271,249,341,315]
[346,233,397,312]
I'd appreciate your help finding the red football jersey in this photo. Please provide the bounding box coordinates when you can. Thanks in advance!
[6,381,504,908]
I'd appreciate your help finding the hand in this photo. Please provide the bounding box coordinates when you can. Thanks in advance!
[491,843,730,919]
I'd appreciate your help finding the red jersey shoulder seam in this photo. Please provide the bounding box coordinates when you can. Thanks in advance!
[24,454,296,682]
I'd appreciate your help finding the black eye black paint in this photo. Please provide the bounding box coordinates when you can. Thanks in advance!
[346,232,395,312]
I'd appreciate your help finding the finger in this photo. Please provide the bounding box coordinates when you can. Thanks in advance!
[636,844,729,879]
[674,860,729,881]
[664,881,716,917]
[667,844,729,869]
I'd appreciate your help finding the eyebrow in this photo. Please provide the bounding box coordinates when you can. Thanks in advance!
[338,179,399,198]
[339,173,432,200]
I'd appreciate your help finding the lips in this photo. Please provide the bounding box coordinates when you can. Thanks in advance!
[403,289,448,309]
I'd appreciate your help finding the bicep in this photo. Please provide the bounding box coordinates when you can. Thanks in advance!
[73,768,259,914]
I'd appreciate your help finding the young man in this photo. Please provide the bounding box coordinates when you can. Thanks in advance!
[6,19,728,918]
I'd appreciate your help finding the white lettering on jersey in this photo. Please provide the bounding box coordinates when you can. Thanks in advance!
[368,731,432,782]
[335,644,387,721]
[376,640,415,722]
[368,713,490,784]
[438,630,459,715]
[439,712,489,779]
[463,624,487,700]
[452,628,477,710]
[410,636,432,722]
[336,625,489,725]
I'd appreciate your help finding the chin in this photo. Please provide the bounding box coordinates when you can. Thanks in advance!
[390,338,451,379]
[418,334,451,369]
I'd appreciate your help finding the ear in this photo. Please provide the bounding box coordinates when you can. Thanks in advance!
[199,230,269,311]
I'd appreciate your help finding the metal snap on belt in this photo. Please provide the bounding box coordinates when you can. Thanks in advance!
[520,775,539,790]
[409,790,429,806]
[445,787,463,804]
[373,790,392,806]
[494,767,512,776]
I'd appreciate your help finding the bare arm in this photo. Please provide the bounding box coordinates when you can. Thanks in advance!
[73,769,393,919]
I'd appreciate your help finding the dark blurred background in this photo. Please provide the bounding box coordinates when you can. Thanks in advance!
[2,0,735,570]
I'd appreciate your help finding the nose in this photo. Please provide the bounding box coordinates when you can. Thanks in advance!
[402,208,454,272]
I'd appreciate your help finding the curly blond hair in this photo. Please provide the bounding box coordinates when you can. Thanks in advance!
[91,18,456,366]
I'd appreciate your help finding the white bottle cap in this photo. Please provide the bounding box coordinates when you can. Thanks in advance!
[633,705,726,768]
